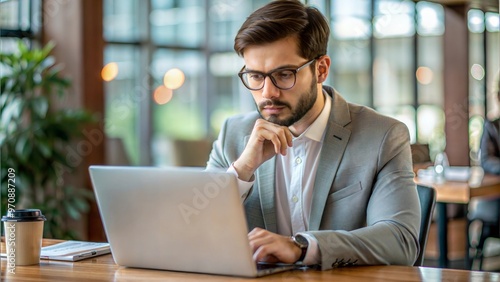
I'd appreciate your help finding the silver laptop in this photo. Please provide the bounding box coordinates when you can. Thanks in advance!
[89,165,296,277]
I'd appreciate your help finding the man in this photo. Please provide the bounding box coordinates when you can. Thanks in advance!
[480,87,500,174]
[206,0,420,270]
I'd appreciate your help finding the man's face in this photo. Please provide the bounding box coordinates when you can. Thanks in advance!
[242,37,319,127]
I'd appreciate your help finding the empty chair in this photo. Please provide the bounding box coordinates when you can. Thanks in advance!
[411,143,431,164]
[467,198,500,270]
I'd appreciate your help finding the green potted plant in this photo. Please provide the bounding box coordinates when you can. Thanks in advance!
[1,40,95,239]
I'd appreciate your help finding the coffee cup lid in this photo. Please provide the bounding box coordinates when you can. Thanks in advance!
[1,209,46,222]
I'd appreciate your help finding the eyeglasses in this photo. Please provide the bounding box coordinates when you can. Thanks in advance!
[238,59,316,91]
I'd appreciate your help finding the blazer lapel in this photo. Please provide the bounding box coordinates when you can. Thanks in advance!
[309,87,352,231]
[255,158,277,233]
[244,135,278,233]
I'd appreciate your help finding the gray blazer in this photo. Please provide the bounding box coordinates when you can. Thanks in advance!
[207,86,421,269]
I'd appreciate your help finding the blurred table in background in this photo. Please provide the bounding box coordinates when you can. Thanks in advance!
[415,173,500,268]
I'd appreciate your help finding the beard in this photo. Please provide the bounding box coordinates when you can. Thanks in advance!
[257,77,318,127]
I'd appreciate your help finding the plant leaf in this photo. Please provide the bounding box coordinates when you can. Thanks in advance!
[31,96,49,118]
[15,134,29,161]
[36,140,52,158]
[1,96,23,126]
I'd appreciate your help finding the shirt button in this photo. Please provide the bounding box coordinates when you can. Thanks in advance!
[295,157,302,164]
[292,196,299,203]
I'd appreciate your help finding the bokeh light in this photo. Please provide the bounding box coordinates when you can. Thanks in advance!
[471,64,485,80]
[101,62,119,82]
[163,68,185,90]
[416,66,434,85]
[486,12,500,32]
[153,85,173,105]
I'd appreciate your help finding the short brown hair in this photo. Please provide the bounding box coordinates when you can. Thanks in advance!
[234,0,330,60]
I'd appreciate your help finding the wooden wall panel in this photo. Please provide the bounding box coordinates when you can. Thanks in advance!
[443,4,470,166]
[42,0,106,241]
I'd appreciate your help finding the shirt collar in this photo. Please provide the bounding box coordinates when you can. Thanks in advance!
[296,90,331,142]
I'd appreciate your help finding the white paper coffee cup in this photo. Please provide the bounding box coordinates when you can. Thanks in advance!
[2,209,46,266]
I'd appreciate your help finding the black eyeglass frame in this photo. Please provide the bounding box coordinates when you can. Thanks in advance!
[237,58,317,91]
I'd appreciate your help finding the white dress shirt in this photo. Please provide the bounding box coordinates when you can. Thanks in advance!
[228,91,331,265]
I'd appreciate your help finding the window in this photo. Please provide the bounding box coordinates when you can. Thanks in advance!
[484,11,500,119]
[319,0,446,149]
[0,0,40,49]
[469,9,500,162]
[415,1,444,154]
[102,0,499,166]
[316,1,498,160]
[103,0,266,166]
[328,0,371,106]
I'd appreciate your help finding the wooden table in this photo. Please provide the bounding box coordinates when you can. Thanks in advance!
[2,239,500,281]
[416,173,500,269]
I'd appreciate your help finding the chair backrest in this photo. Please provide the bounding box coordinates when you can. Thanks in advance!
[414,184,437,266]
[410,143,431,164]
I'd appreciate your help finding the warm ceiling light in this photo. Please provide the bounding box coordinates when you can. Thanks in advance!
[153,85,173,105]
[416,66,433,85]
[101,62,119,82]
[163,68,185,90]
[471,64,485,81]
